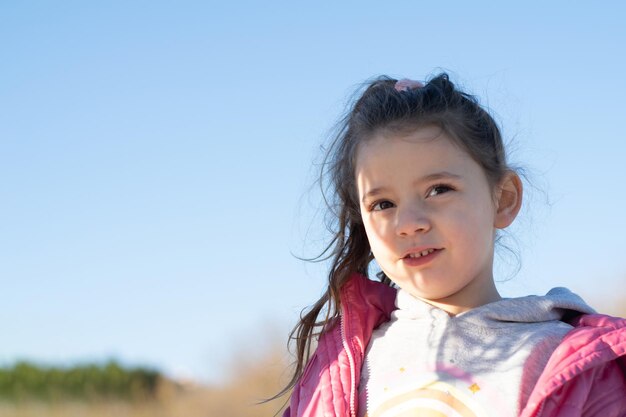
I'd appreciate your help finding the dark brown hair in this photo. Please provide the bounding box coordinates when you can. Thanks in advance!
[278,73,513,399]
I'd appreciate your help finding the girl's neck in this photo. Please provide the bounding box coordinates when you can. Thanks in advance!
[418,280,502,317]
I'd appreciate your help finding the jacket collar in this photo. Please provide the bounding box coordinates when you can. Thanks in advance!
[339,273,396,361]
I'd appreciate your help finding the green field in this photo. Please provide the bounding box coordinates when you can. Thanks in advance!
[0,349,288,417]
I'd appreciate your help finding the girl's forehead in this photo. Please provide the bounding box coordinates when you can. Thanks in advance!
[354,131,493,201]
[355,126,469,170]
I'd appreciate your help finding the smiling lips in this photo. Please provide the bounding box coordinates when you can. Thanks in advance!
[402,248,442,266]
[407,248,437,258]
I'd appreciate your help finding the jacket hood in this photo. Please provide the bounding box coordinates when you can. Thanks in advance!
[394,287,596,327]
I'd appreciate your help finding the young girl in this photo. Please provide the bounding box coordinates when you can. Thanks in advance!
[280,74,626,417]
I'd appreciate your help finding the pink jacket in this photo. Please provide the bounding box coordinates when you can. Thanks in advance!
[284,274,626,417]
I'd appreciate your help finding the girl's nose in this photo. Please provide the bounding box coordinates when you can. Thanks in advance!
[396,207,431,236]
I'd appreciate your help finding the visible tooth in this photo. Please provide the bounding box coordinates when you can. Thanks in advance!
[407,249,437,259]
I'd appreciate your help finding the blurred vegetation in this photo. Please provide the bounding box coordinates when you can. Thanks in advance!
[0,361,160,402]
[0,344,290,417]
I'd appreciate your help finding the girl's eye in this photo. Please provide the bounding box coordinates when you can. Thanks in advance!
[371,200,394,211]
[427,184,454,197]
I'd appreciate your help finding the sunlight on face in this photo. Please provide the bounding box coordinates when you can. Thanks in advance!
[355,126,502,315]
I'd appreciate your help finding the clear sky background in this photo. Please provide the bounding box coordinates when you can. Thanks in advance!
[1,1,625,384]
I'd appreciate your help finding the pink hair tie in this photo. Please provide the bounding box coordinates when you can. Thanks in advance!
[394,78,424,92]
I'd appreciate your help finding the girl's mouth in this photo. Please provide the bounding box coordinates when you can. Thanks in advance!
[406,248,437,258]
[402,248,442,266]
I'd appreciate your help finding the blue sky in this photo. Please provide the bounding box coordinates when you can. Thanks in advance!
[1,1,625,383]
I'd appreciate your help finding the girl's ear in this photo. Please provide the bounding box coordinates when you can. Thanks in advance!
[494,171,523,229]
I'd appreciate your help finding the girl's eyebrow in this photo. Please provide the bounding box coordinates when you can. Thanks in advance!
[361,171,462,203]
[361,187,390,203]
[419,171,462,183]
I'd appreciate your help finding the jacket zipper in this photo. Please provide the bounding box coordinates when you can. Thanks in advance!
[340,313,357,417]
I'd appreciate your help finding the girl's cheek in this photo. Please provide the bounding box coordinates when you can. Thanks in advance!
[372,222,391,242]
[368,228,385,246]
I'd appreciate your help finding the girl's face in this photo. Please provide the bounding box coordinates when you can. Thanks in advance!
[355,126,507,315]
